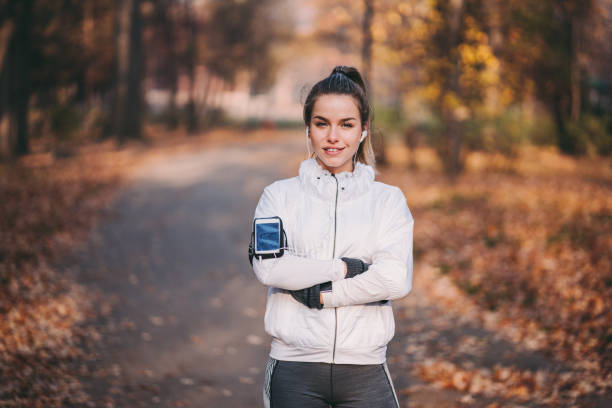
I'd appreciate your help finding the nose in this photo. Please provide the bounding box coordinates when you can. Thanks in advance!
[327,126,339,143]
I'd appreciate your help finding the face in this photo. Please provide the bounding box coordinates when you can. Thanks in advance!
[308,94,366,174]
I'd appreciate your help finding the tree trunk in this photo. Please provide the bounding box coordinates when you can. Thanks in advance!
[570,14,581,122]
[445,0,465,178]
[167,73,179,130]
[199,72,213,128]
[124,0,143,139]
[362,0,387,165]
[12,0,32,156]
[185,1,198,134]
[113,0,130,140]
[361,0,373,95]
[485,0,502,109]
[0,11,15,159]
[554,96,574,154]
[487,0,502,53]
[78,0,95,104]
[114,0,143,142]
[155,0,178,130]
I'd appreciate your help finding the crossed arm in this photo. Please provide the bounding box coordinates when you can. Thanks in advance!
[251,185,414,308]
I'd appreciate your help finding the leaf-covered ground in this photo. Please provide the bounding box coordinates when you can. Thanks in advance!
[0,148,124,406]
[382,145,611,406]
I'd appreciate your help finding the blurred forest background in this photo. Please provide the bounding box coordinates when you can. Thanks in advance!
[1,0,611,406]
[1,0,611,166]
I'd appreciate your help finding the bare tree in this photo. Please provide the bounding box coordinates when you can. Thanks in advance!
[153,0,180,130]
[362,0,388,165]
[0,0,33,157]
[361,0,373,95]
[113,0,143,142]
[446,0,465,177]
[184,0,198,133]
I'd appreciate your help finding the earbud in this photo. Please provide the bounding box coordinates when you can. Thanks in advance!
[305,127,312,157]
[360,129,367,143]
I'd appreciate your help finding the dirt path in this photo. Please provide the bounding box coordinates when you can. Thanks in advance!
[64,133,602,407]
[64,135,305,407]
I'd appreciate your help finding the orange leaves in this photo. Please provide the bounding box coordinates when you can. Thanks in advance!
[2,285,89,356]
[382,145,611,404]
[0,146,124,405]
[400,149,610,368]
[415,358,568,401]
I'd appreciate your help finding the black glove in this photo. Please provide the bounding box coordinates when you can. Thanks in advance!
[341,257,370,278]
[290,258,368,309]
[290,282,330,309]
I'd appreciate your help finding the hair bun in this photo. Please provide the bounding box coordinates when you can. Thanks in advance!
[332,66,350,75]
[330,65,367,95]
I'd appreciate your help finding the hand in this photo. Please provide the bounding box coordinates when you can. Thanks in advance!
[341,257,370,278]
[290,285,322,309]
[290,281,331,309]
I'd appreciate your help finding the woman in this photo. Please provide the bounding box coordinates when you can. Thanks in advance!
[250,66,414,407]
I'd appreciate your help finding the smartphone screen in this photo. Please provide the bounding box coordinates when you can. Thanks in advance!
[255,221,280,253]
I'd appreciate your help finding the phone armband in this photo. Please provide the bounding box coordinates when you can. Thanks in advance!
[248,216,287,265]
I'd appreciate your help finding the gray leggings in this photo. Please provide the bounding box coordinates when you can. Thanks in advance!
[263,358,400,408]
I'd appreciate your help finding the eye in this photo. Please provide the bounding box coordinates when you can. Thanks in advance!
[342,122,354,128]
[315,122,327,127]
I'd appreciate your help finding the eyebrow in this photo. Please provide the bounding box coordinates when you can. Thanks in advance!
[312,115,357,122]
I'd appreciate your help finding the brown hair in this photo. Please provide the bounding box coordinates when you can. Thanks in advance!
[303,66,375,167]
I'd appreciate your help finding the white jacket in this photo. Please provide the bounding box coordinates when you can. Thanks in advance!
[252,158,414,365]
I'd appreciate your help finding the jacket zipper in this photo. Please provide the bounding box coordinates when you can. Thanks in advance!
[331,174,339,363]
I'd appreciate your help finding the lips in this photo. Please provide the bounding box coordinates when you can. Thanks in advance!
[323,147,345,156]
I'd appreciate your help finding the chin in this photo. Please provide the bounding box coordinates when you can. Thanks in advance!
[317,155,352,172]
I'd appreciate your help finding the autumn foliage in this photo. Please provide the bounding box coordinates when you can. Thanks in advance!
[0,149,125,405]
[383,144,611,403]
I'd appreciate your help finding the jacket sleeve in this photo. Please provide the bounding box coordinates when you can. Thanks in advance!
[321,188,413,307]
[251,184,346,290]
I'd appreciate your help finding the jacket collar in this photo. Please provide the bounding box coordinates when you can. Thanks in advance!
[298,158,375,202]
